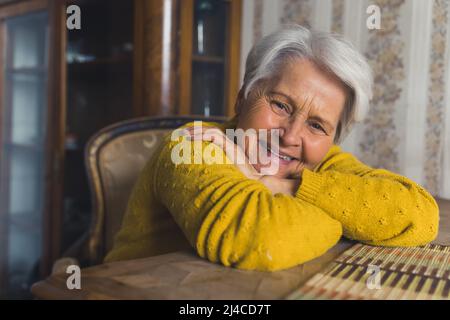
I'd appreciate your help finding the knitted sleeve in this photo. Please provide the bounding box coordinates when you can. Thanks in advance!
[297,146,439,247]
[153,122,342,271]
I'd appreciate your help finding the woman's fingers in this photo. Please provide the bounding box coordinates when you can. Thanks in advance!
[188,131,238,163]
[183,126,263,180]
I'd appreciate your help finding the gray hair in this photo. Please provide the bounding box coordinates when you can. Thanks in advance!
[241,25,373,143]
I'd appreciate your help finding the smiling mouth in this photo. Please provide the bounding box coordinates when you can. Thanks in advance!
[267,147,294,161]
[257,141,299,163]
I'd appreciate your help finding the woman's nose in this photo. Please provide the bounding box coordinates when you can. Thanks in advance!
[280,118,305,147]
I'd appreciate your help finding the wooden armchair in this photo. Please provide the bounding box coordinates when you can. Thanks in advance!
[53,115,227,273]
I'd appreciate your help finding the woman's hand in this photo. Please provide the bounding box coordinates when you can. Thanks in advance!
[183,125,301,196]
[183,125,263,181]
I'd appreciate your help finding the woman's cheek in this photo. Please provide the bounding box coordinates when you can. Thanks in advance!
[303,139,332,168]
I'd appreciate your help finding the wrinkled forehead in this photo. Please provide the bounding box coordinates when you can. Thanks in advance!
[257,60,346,115]
[253,58,349,98]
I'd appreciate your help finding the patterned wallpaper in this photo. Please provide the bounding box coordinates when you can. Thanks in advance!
[425,0,449,195]
[331,0,345,34]
[360,0,405,173]
[281,0,313,28]
[253,0,264,42]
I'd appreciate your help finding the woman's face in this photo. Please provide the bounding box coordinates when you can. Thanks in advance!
[235,58,347,179]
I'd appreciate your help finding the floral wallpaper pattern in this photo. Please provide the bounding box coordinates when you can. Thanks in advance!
[281,0,313,28]
[332,0,345,34]
[359,0,405,173]
[253,0,263,42]
[424,0,449,195]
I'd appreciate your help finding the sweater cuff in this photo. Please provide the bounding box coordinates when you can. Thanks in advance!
[295,169,326,204]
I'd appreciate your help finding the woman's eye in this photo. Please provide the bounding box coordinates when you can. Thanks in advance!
[271,101,290,113]
[309,122,326,133]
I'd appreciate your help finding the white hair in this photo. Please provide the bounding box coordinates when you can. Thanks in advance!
[241,25,373,142]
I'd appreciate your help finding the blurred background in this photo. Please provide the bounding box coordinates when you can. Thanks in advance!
[0,0,449,299]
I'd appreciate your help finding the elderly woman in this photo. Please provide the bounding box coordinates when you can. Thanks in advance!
[105,25,439,271]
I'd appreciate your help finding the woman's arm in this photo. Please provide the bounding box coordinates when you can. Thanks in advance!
[297,146,439,247]
[152,123,342,271]
[184,124,302,196]
[183,123,437,247]
[259,175,301,195]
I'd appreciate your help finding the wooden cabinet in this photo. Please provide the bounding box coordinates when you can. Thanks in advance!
[0,0,57,299]
[0,0,242,298]
[179,0,241,117]
[135,0,242,117]
[61,0,136,261]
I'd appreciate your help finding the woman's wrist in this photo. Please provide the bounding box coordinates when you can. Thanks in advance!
[259,175,301,195]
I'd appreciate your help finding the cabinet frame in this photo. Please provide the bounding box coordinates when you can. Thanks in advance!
[0,0,64,292]
[179,0,241,117]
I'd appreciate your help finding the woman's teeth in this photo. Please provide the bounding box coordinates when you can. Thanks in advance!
[267,147,293,161]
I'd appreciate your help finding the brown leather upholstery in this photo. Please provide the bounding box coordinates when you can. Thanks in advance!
[67,116,227,266]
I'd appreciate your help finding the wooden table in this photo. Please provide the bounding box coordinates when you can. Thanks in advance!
[32,199,450,300]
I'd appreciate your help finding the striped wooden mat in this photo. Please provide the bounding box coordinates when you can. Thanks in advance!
[287,243,450,300]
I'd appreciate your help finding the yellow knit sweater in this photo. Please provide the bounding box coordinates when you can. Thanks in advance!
[104,119,439,271]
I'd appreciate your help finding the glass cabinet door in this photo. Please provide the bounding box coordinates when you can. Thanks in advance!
[191,0,227,116]
[62,0,134,256]
[179,0,241,117]
[0,10,49,298]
